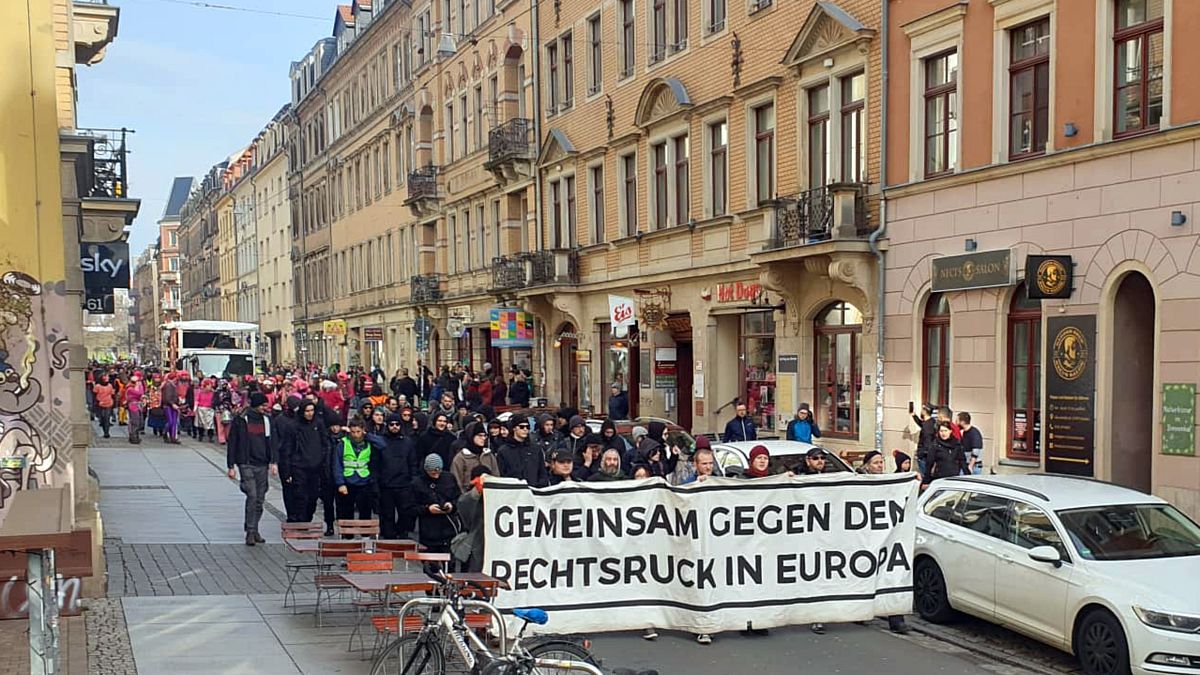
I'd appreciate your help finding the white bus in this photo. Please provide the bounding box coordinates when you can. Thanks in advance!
[161,320,259,378]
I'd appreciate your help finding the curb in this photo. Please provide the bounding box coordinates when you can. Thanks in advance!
[906,617,1078,674]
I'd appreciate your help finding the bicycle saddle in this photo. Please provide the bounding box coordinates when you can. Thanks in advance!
[512,608,549,625]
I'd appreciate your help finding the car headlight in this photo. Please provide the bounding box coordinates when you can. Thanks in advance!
[1133,606,1200,634]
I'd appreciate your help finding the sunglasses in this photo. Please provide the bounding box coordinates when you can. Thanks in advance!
[515,423,529,429]
[387,422,402,426]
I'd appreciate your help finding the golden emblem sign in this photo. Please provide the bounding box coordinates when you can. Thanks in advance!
[961,261,976,282]
[1052,325,1088,381]
[1036,258,1068,296]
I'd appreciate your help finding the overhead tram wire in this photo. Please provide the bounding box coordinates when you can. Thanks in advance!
[126,0,327,21]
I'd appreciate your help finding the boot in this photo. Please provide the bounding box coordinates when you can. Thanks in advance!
[245,532,256,546]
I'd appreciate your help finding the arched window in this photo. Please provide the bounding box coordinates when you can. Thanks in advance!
[922,293,950,407]
[1007,283,1041,461]
[815,301,863,438]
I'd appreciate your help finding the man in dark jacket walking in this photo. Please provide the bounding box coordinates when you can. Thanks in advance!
[283,400,331,523]
[533,413,561,460]
[417,412,456,468]
[721,403,757,443]
[226,392,279,545]
[497,417,549,486]
[411,454,462,564]
[274,398,301,521]
[377,413,421,538]
[508,373,531,407]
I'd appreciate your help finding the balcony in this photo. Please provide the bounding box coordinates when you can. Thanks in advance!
[483,118,535,188]
[490,255,527,293]
[767,183,872,250]
[410,274,443,304]
[527,249,579,287]
[67,127,141,242]
[404,166,441,218]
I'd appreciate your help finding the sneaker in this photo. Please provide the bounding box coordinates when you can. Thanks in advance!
[324,526,334,537]
[245,532,256,546]
[695,633,712,645]
[888,617,910,634]
[253,533,265,544]
[810,623,826,635]
[641,628,658,640]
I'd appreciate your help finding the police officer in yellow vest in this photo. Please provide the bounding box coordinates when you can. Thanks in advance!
[332,418,379,521]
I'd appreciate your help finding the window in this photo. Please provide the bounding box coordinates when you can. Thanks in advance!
[551,180,563,247]
[807,85,830,187]
[382,140,390,191]
[841,72,866,181]
[621,153,638,236]
[742,311,777,432]
[923,293,951,408]
[673,135,689,225]
[1007,284,1041,461]
[491,200,501,259]
[547,41,560,111]
[814,301,863,437]
[518,64,527,118]
[562,33,574,108]
[753,103,775,205]
[168,231,178,247]
[959,492,1012,540]
[463,209,472,269]
[709,120,727,216]
[590,165,605,243]
[474,85,484,149]
[1008,502,1068,559]
[923,489,964,522]
[1114,0,1164,137]
[459,94,468,155]
[488,76,498,129]
[445,102,455,161]
[750,0,771,12]
[652,0,667,63]
[708,0,725,33]
[448,213,457,272]
[1009,19,1050,158]
[653,142,669,229]
[565,175,577,247]
[924,50,959,177]
[621,0,636,78]
[673,0,688,50]
[588,15,602,95]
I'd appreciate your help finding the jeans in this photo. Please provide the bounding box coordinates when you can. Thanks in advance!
[127,409,142,443]
[96,406,113,436]
[238,464,270,534]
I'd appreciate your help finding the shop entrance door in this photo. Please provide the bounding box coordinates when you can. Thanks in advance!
[558,326,579,410]
[676,341,693,433]
[1109,272,1154,492]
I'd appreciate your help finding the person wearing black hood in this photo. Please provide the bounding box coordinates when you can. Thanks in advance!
[226,392,279,546]
[533,413,561,460]
[274,397,302,521]
[598,419,627,454]
[636,421,678,478]
[557,415,590,458]
[497,416,549,487]
[285,400,332,523]
[376,413,421,539]
[573,435,604,480]
[417,411,456,469]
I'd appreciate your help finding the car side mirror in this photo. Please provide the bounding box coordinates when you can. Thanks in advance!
[1027,545,1062,568]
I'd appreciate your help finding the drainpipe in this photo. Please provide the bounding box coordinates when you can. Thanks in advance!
[530,0,546,399]
[868,0,890,454]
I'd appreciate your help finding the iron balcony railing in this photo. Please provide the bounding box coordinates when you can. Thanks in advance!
[491,255,527,291]
[407,165,439,201]
[527,249,580,286]
[770,183,872,249]
[78,127,132,199]
[410,274,442,303]
[486,118,534,166]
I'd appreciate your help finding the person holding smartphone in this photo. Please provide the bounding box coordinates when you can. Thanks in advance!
[411,453,463,567]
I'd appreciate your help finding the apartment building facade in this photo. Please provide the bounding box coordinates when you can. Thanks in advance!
[158,176,192,326]
[180,163,227,321]
[882,0,1200,516]
[252,108,296,366]
[131,243,161,362]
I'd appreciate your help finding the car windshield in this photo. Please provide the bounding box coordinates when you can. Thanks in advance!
[1057,504,1200,561]
[773,453,852,474]
[192,354,253,379]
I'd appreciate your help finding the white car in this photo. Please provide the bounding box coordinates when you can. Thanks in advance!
[914,473,1200,675]
[709,439,854,476]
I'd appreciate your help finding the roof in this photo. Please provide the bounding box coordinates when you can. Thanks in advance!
[935,473,1165,510]
[161,177,195,220]
[337,4,354,24]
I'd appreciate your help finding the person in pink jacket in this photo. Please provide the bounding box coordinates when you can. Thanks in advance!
[194,378,216,442]
[125,374,146,444]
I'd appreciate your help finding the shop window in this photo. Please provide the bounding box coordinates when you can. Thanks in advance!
[1007,284,1041,461]
[600,322,638,417]
[1114,0,1163,137]
[741,311,776,433]
[923,293,951,408]
[814,301,862,438]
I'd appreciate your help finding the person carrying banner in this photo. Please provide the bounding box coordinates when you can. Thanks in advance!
[547,448,577,485]
[452,465,492,572]
[497,416,549,487]
[856,450,912,634]
[588,448,627,481]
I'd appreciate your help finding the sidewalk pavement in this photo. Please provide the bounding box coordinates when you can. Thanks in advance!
[87,427,373,674]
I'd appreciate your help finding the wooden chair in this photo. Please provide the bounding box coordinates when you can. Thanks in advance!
[313,540,366,626]
[281,523,326,609]
[402,551,451,563]
[335,519,380,538]
[375,540,420,568]
[344,552,396,653]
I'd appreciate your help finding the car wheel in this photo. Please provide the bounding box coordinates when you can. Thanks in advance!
[913,558,955,623]
[1076,609,1131,675]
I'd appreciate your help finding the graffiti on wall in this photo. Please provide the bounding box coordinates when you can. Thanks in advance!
[0,267,72,510]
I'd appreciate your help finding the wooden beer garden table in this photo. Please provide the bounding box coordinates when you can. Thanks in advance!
[338,572,508,594]
[284,538,420,554]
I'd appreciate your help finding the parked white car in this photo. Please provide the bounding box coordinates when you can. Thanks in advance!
[709,440,854,476]
[914,474,1200,675]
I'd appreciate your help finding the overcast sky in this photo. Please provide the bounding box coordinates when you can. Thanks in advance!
[76,0,337,258]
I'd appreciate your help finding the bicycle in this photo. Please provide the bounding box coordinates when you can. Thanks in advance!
[369,569,602,675]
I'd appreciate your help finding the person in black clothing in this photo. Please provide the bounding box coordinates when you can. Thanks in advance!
[417,412,456,468]
[637,421,678,478]
[332,418,380,521]
[573,435,603,480]
[377,413,421,538]
[607,384,629,420]
[557,415,590,458]
[496,416,549,487]
[411,454,462,567]
[489,376,507,408]
[274,398,301,521]
[926,421,965,483]
[794,446,830,475]
[533,413,561,460]
[226,392,279,546]
[508,373,531,407]
[911,403,936,475]
[320,421,346,535]
[283,401,331,523]
[547,448,577,485]
[599,419,626,453]
[391,368,419,401]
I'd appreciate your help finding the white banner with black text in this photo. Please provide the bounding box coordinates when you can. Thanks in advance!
[482,473,919,634]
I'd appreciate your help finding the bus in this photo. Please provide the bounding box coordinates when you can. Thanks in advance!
[161,320,259,379]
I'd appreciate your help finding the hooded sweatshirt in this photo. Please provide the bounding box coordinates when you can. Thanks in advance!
[417,413,457,468]
[377,414,422,489]
[449,422,500,492]
[287,404,331,473]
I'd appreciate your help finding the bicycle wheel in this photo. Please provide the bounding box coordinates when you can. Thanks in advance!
[371,634,447,675]
[526,640,599,674]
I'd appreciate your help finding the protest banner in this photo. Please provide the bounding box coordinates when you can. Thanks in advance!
[483,473,919,634]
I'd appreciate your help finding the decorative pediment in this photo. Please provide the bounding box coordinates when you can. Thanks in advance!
[391,102,414,126]
[537,128,577,166]
[633,78,693,129]
[782,1,876,67]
